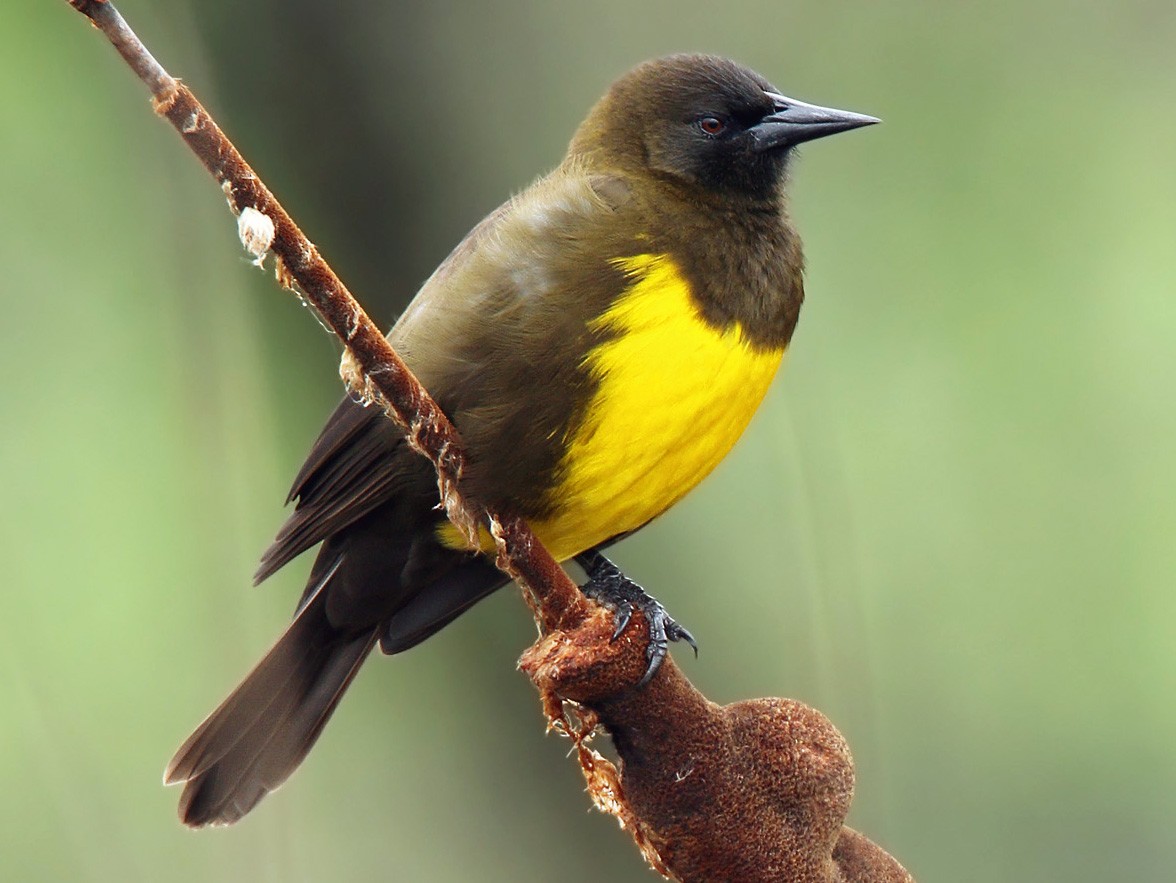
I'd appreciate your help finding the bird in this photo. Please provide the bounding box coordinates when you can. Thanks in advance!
[164,53,877,827]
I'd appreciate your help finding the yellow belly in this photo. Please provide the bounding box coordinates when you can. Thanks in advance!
[531,253,784,560]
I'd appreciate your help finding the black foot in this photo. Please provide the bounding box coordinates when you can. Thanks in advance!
[574,550,698,687]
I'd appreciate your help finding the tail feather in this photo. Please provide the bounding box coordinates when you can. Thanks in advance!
[165,563,378,827]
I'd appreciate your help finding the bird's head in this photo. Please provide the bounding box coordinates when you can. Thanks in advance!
[571,54,878,205]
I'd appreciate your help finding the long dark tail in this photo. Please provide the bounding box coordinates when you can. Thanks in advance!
[164,563,378,827]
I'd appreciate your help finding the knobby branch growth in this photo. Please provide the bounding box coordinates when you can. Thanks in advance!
[68,2,915,880]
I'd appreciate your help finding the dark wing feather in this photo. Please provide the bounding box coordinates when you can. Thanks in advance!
[284,396,380,505]
[255,398,413,584]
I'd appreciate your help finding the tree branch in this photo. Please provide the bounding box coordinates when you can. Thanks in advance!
[66,2,915,879]
[66,0,586,635]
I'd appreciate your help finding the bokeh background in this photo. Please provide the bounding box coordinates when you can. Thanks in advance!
[5,1,1176,880]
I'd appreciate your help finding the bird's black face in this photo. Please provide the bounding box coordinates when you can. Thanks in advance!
[645,82,784,200]
[624,56,878,204]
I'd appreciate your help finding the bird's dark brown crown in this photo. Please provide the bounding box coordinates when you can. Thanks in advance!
[570,54,793,205]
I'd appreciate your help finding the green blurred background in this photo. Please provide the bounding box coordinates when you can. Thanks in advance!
[5,1,1175,880]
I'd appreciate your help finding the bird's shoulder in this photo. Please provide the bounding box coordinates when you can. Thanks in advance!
[389,164,636,360]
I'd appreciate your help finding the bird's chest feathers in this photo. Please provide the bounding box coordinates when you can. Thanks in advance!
[536,253,784,558]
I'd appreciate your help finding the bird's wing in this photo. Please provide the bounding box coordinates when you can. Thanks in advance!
[256,169,635,583]
[253,200,514,585]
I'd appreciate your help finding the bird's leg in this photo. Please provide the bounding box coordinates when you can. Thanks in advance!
[574,549,698,687]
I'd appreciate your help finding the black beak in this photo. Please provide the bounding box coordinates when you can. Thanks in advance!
[750,92,880,152]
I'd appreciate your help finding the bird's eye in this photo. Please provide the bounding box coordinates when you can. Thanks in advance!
[697,116,728,137]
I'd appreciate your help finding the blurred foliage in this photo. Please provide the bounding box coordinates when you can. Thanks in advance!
[4,0,1176,880]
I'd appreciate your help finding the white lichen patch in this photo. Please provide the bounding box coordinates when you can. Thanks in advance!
[237,206,275,267]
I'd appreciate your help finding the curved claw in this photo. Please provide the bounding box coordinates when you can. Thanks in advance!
[636,602,698,686]
[610,603,634,642]
[668,621,699,658]
[575,550,699,687]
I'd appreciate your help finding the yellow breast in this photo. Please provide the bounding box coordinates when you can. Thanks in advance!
[531,253,785,560]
